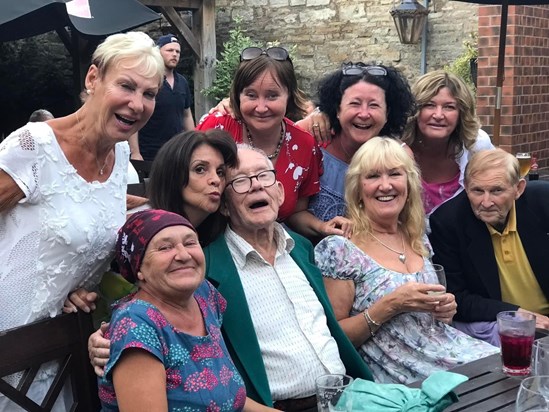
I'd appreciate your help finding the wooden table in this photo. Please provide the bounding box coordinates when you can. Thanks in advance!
[443,353,524,411]
[408,353,523,411]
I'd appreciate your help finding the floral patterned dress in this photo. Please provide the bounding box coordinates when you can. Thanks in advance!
[315,235,499,384]
[99,280,246,411]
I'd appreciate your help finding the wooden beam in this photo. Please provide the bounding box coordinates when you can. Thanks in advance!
[140,0,201,10]
[160,6,200,58]
[192,0,216,118]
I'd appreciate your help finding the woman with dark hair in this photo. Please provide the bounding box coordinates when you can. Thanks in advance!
[148,129,238,246]
[198,47,351,240]
[304,62,416,223]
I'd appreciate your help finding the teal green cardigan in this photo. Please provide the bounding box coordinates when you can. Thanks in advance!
[204,229,373,406]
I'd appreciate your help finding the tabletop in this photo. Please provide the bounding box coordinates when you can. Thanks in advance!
[407,353,523,411]
[442,353,522,411]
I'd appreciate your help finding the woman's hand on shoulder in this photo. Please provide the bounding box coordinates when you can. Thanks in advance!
[386,282,445,317]
[433,292,457,324]
[319,216,353,239]
[208,97,234,117]
[63,288,97,313]
[295,108,333,145]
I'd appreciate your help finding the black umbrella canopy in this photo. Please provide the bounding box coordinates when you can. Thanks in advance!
[0,0,160,42]
[452,0,549,146]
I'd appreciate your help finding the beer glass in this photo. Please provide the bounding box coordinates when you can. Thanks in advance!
[516,152,532,178]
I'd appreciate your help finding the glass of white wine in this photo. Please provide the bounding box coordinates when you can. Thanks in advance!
[516,152,532,178]
[423,264,446,334]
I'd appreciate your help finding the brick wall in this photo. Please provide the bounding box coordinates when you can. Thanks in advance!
[476,5,549,168]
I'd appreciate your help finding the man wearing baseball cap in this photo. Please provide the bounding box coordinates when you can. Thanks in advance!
[130,33,195,161]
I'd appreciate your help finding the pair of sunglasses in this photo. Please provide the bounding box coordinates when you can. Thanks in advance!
[342,63,387,77]
[240,47,290,62]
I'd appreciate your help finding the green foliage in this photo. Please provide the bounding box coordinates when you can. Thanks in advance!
[202,17,258,102]
[444,32,478,93]
[202,17,298,103]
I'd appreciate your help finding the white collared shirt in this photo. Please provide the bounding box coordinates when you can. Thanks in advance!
[225,223,345,400]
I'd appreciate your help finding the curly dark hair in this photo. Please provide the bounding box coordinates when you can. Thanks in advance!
[318,62,416,137]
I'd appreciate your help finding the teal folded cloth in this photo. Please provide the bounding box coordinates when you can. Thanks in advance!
[338,371,468,411]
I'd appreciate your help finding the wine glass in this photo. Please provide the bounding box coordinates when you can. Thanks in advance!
[534,338,549,376]
[516,152,532,178]
[423,264,446,333]
[516,376,549,411]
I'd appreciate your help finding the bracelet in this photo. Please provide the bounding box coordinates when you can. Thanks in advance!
[363,309,381,337]
[365,310,381,327]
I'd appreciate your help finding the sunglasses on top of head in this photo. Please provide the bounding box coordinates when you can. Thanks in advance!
[240,47,290,62]
[341,63,387,77]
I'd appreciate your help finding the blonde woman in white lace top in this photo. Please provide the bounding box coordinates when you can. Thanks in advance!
[0,32,164,411]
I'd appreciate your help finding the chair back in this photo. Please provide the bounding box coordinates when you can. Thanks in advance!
[130,159,153,182]
[0,312,100,411]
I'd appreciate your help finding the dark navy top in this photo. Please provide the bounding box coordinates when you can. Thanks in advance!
[138,72,192,161]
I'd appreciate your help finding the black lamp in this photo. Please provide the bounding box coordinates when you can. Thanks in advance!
[390,0,429,44]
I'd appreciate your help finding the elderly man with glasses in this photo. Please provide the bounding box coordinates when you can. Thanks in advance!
[204,144,372,410]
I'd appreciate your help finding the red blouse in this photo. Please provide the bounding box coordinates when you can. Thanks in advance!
[197,113,323,221]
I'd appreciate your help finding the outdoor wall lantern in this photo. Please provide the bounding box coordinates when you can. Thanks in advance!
[390,0,429,44]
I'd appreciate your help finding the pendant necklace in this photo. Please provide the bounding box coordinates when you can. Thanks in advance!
[370,231,407,264]
[245,122,285,160]
[76,111,108,176]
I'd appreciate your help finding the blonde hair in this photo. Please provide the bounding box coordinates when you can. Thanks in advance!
[345,136,427,256]
[91,31,164,87]
[465,149,520,187]
[403,70,480,157]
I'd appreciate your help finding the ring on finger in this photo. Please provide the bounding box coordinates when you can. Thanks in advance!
[313,123,320,128]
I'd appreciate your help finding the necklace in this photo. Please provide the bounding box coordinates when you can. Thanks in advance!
[245,122,285,160]
[76,111,108,176]
[370,231,407,264]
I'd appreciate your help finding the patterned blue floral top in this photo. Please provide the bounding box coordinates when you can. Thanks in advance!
[315,235,499,384]
[99,280,246,411]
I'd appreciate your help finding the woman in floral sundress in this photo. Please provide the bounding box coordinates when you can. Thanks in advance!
[315,137,498,384]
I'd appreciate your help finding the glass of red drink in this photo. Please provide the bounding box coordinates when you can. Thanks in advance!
[497,311,536,376]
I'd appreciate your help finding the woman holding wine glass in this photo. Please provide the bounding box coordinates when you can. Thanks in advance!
[314,137,498,384]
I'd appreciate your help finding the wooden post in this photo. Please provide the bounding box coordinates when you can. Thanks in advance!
[192,0,216,119]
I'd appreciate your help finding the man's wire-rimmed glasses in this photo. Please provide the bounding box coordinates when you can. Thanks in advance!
[227,169,277,194]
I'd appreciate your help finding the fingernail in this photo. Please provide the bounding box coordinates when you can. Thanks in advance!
[84,307,90,313]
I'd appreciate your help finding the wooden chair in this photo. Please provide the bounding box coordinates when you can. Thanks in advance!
[0,311,100,412]
[130,159,153,182]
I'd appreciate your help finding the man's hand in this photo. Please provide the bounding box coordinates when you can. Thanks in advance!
[518,308,549,330]
[63,288,97,313]
[88,323,111,377]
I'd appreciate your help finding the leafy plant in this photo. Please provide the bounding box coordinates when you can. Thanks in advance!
[202,17,258,102]
[445,32,478,93]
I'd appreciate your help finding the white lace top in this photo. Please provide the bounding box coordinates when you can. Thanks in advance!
[0,122,128,332]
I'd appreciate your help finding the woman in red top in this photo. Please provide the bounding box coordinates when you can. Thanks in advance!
[197,47,351,239]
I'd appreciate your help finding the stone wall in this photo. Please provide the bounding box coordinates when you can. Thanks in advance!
[214,0,480,97]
